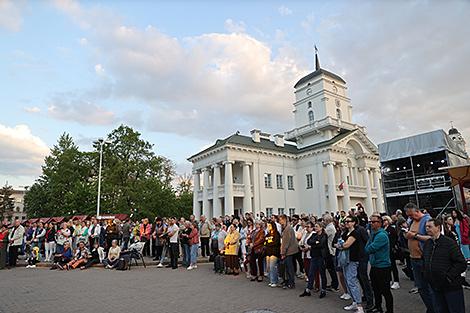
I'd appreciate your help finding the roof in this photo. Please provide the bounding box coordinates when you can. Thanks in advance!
[71,215,88,222]
[378,129,468,162]
[188,129,356,161]
[294,68,346,88]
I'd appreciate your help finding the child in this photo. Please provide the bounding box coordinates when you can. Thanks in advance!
[26,246,40,268]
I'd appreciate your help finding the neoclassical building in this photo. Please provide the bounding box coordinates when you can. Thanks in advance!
[188,56,384,219]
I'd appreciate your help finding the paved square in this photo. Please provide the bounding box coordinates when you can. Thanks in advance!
[0,263,469,313]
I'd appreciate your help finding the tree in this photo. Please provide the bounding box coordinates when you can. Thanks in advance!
[24,133,96,217]
[0,184,15,221]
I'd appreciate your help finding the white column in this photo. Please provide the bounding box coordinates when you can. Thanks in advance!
[224,161,234,217]
[362,167,374,214]
[212,164,221,218]
[317,162,326,212]
[192,171,201,219]
[202,168,210,217]
[373,168,385,213]
[340,163,351,211]
[252,161,260,217]
[242,162,252,214]
[325,161,338,212]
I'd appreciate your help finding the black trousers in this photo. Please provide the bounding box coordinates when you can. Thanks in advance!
[325,254,339,289]
[200,237,210,257]
[142,238,150,256]
[390,256,399,283]
[169,243,179,268]
[8,245,20,267]
[370,267,394,313]
[293,251,304,273]
[358,259,374,306]
[250,250,264,277]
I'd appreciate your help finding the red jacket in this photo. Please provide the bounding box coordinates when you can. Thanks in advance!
[188,228,199,245]
[140,223,152,240]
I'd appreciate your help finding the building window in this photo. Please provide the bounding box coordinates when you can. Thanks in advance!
[336,108,342,120]
[276,174,283,189]
[287,175,294,190]
[266,208,273,217]
[308,110,314,123]
[289,208,296,216]
[278,208,284,215]
[264,173,272,188]
[306,174,313,189]
[307,101,312,109]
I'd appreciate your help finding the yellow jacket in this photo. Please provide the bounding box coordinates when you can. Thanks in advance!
[224,230,240,255]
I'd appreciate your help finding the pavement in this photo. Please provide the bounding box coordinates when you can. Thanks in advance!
[1,261,470,313]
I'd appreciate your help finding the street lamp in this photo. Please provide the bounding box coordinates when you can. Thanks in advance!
[96,138,111,218]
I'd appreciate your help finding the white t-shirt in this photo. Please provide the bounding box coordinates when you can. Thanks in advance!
[168,224,179,243]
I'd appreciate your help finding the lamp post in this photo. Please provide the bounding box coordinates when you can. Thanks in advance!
[96,138,110,218]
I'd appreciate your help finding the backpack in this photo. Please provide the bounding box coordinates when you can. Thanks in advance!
[115,256,129,271]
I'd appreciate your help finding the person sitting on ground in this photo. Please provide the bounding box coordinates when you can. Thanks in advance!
[65,241,89,270]
[81,242,105,270]
[51,241,73,270]
[104,239,121,269]
[26,246,41,268]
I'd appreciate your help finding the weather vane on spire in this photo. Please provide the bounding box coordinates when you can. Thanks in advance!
[314,44,320,71]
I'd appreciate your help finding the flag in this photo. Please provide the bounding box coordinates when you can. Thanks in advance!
[338,181,345,190]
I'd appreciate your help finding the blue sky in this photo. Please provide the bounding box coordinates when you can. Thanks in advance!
[1,0,469,188]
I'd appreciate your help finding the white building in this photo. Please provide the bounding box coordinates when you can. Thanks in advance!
[188,56,384,219]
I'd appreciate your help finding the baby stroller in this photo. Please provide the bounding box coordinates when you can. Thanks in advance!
[124,241,146,269]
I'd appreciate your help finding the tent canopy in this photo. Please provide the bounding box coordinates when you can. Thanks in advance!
[439,164,470,188]
[379,129,467,162]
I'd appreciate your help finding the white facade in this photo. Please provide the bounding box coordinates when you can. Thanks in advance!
[188,64,384,219]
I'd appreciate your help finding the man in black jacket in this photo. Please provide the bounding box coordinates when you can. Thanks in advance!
[423,218,466,313]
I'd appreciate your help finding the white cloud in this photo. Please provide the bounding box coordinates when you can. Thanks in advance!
[314,1,470,144]
[0,124,49,177]
[79,37,88,45]
[0,0,25,31]
[24,106,40,113]
[53,2,306,138]
[224,18,246,33]
[94,63,105,75]
[278,5,292,16]
[48,94,116,126]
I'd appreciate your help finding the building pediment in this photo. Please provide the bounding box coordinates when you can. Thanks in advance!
[333,129,379,157]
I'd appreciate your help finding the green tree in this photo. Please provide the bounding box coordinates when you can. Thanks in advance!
[98,125,176,218]
[0,184,15,220]
[24,133,96,217]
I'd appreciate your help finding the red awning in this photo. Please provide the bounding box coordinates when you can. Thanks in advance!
[71,215,88,222]
[114,214,129,221]
[27,218,39,224]
[49,216,65,223]
[39,217,50,223]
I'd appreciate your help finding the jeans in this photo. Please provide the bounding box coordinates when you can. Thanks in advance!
[284,255,296,287]
[266,255,279,284]
[411,259,435,313]
[370,267,394,313]
[344,261,362,305]
[190,244,198,266]
[182,244,190,266]
[45,241,56,261]
[433,288,465,313]
[307,256,327,292]
[358,259,374,306]
[121,237,130,251]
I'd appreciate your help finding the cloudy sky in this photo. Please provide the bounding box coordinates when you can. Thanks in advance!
[1,0,469,188]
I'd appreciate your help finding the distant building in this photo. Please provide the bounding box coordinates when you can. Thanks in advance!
[378,127,468,213]
[188,54,384,219]
[1,188,27,224]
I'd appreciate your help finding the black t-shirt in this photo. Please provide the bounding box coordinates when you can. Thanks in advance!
[342,228,364,262]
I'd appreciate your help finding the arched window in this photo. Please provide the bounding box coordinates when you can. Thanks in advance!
[336,108,342,120]
[308,110,314,123]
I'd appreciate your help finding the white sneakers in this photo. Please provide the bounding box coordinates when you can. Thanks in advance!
[268,283,278,288]
[340,293,352,300]
[187,265,198,270]
[26,265,36,269]
[391,282,400,290]
[157,263,164,268]
[343,302,357,311]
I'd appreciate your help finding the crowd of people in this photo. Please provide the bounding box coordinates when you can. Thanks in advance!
[0,202,469,313]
